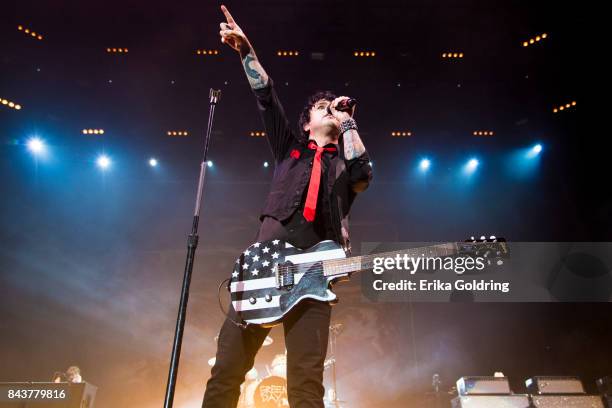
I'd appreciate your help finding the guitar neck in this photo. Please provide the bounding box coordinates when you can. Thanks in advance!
[322,242,459,278]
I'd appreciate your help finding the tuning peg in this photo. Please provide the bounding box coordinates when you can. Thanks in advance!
[480,235,486,241]
[497,260,504,266]
[490,235,496,240]
[470,236,475,241]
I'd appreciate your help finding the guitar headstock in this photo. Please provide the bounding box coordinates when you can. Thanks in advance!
[458,235,510,266]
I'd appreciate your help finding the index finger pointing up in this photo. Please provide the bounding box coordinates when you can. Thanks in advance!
[221,5,236,25]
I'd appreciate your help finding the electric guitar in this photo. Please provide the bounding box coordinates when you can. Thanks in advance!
[228,237,508,327]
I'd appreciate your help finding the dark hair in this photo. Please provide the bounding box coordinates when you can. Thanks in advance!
[298,90,337,140]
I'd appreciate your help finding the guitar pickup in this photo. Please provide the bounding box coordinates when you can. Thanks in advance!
[275,263,294,289]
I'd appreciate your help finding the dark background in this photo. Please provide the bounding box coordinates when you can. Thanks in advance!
[1,1,607,407]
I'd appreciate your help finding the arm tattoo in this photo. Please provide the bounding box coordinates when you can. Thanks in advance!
[242,53,269,90]
[343,129,366,160]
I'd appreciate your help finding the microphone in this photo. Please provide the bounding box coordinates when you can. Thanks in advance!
[327,98,357,115]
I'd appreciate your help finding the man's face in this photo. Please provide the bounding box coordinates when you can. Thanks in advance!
[304,99,339,140]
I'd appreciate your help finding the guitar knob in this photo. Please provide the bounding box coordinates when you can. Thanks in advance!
[249,296,257,305]
[265,294,272,302]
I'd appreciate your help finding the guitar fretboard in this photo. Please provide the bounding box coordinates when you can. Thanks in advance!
[322,242,459,277]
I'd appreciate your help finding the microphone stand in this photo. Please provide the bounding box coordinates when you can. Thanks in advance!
[328,323,343,408]
[163,89,221,408]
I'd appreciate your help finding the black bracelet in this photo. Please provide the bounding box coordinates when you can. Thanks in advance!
[339,118,358,134]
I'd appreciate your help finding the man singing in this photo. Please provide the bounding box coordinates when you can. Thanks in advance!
[202,5,372,407]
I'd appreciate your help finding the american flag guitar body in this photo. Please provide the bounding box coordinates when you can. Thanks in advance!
[228,237,508,327]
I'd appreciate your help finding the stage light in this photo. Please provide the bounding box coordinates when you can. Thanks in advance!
[196,49,219,56]
[277,50,299,57]
[1,97,22,110]
[82,129,104,135]
[96,155,111,170]
[442,51,464,60]
[419,158,431,171]
[168,130,189,136]
[18,25,43,40]
[354,50,376,58]
[552,100,576,113]
[27,137,45,155]
[263,161,269,168]
[149,158,158,167]
[522,32,549,47]
[368,161,373,167]
[250,131,265,137]
[525,143,543,159]
[473,130,494,136]
[207,161,213,168]
[391,131,412,137]
[464,158,479,174]
[107,47,129,54]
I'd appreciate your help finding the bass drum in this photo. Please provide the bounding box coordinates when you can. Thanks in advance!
[253,375,289,408]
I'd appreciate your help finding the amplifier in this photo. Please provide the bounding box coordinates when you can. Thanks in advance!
[457,376,511,395]
[526,376,585,394]
[597,377,612,396]
[531,395,604,408]
[451,395,530,408]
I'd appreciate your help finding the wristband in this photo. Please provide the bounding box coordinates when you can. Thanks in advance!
[339,118,358,134]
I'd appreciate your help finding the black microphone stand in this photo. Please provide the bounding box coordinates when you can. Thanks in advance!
[163,89,221,408]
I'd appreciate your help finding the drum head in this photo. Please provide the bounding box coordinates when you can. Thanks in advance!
[254,376,288,408]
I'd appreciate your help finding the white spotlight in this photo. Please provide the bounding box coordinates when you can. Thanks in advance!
[263,161,269,168]
[149,158,158,167]
[207,160,213,168]
[27,137,45,155]
[419,158,431,171]
[97,154,111,169]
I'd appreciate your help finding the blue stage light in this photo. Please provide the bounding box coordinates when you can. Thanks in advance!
[207,160,213,168]
[27,137,45,155]
[464,158,479,174]
[526,143,543,158]
[97,154,111,170]
[149,158,158,167]
[419,158,431,171]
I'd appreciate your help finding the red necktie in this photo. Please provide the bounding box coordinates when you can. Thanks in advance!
[303,141,337,222]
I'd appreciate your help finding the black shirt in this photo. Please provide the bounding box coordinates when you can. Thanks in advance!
[252,78,373,250]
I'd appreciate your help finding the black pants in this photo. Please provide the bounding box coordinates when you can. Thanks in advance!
[202,216,332,408]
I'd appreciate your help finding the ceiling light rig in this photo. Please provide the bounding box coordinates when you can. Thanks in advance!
[522,33,548,47]
[167,131,189,136]
[250,131,266,137]
[552,100,576,113]
[196,49,220,56]
[442,52,464,59]
[473,130,494,136]
[391,131,412,137]
[353,51,376,57]
[106,48,129,54]
[17,25,43,40]
[82,129,105,135]
[1,98,22,110]
[277,50,299,57]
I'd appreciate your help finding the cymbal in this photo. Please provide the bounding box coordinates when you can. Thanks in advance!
[207,357,216,367]
[262,336,274,346]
